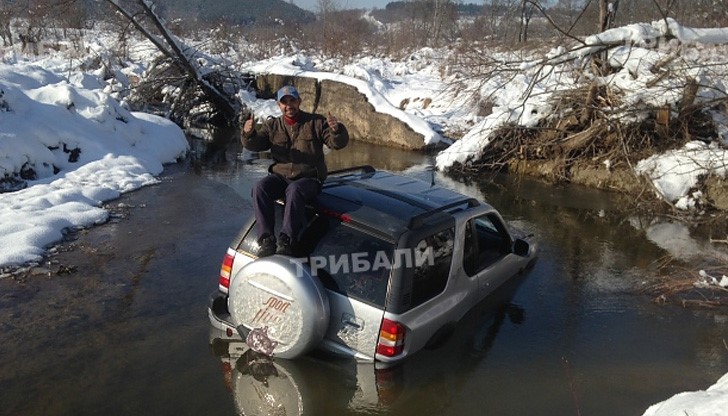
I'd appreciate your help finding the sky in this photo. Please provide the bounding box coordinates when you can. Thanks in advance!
[1,16,728,415]
[293,0,394,12]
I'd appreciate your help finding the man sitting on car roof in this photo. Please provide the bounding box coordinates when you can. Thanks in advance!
[241,85,349,257]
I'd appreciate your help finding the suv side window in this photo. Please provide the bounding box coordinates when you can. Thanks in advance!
[309,221,393,307]
[409,228,455,308]
[463,214,511,276]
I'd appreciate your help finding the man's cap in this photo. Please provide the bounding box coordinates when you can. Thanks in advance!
[277,85,300,101]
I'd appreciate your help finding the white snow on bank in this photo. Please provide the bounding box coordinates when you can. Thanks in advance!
[636,141,728,210]
[642,372,728,416]
[0,63,189,268]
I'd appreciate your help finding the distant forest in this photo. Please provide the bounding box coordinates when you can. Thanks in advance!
[382,1,483,15]
[151,0,483,26]
[152,0,316,25]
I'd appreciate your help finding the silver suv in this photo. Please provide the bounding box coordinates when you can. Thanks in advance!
[208,166,538,365]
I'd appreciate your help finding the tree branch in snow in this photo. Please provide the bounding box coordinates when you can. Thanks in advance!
[442,18,728,211]
[105,0,237,120]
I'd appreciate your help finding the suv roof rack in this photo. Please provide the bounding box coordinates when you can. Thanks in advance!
[327,165,376,176]
[408,197,480,229]
[323,166,376,189]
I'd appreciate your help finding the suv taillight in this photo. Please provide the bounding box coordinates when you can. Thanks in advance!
[377,318,405,357]
[219,250,234,291]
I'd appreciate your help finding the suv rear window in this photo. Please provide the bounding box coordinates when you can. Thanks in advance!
[308,220,393,307]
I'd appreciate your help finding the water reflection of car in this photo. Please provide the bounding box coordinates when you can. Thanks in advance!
[208,166,538,365]
[208,272,530,415]
[209,327,393,415]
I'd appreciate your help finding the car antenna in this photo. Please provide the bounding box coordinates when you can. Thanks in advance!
[426,164,435,187]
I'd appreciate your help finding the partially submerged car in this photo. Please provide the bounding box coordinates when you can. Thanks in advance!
[208,166,537,365]
[208,268,532,414]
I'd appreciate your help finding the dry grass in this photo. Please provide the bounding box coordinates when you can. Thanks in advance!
[642,258,728,308]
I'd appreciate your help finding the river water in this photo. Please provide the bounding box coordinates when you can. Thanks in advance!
[1,136,727,416]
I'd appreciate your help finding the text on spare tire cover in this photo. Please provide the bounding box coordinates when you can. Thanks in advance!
[252,295,292,325]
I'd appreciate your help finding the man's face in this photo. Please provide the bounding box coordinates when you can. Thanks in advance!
[278,96,301,118]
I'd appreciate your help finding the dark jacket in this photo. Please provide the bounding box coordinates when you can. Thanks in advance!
[242,111,349,181]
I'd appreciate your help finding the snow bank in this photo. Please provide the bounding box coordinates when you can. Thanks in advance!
[642,372,728,416]
[0,63,189,268]
[435,19,728,211]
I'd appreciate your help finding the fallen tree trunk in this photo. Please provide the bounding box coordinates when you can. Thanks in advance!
[105,0,237,119]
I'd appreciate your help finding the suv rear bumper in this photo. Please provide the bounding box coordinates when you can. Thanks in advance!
[210,291,400,367]
[208,292,243,342]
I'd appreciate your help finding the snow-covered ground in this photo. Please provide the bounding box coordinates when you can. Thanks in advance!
[0,62,188,268]
[642,372,728,416]
[1,19,727,415]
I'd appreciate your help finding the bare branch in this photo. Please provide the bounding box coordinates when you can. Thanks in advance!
[105,0,237,119]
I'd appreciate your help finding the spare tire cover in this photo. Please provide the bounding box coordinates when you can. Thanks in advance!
[229,255,330,359]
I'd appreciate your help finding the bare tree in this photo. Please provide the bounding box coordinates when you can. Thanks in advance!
[0,0,94,53]
[479,0,522,43]
[595,0,619,73]
[598,0,618,31]
[103,0,238,120]
[317,0,338,15]
[518,0,535,42]
[315,0,339,55]
[0,1,17,47]
[400,0,459,48]
[13,0,49,55]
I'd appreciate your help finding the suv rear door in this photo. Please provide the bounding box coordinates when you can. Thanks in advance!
[304,218,391,361]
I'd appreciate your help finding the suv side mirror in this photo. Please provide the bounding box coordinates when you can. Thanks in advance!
[513,239,530,257]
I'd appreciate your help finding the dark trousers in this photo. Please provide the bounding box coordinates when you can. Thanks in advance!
[252,174,320,241]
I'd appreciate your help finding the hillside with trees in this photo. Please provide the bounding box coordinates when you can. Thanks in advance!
[153,0,316,26]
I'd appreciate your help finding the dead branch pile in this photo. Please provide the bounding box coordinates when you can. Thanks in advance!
[127,55,253,127]
[106,0,253,126]
[457,80,719,185]
[642,260,728,308]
